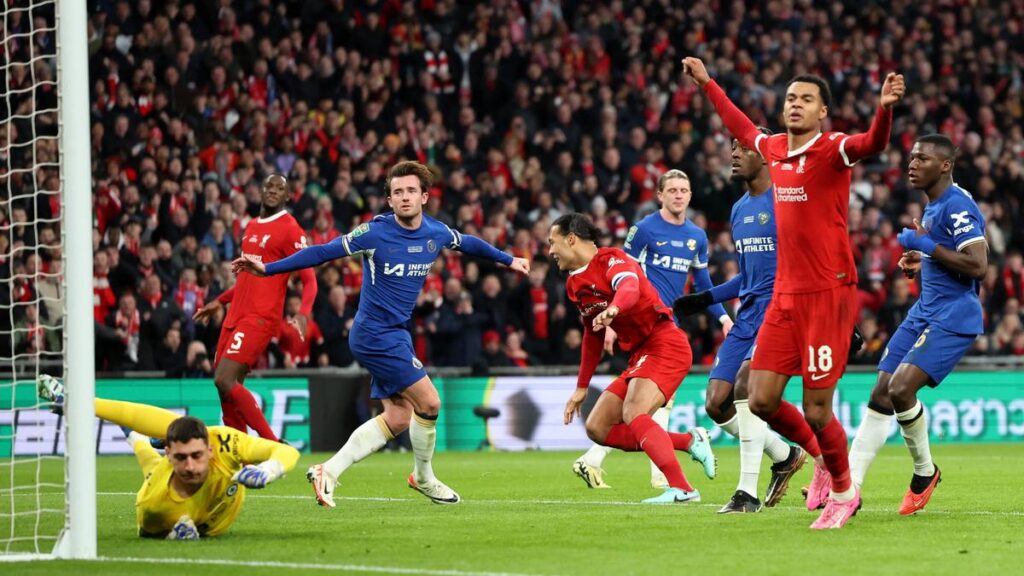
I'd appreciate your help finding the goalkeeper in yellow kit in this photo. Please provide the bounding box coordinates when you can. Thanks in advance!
[38,375,299,539]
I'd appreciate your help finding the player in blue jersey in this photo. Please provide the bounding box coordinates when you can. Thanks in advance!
[673,131,809,513]
[233,161,529,507]
[572,168,733,490]
[848,134,987,515]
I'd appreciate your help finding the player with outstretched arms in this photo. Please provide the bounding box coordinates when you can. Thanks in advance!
[233,161,529,507]
[673,130,812,513]
[551,213,716,504]
[683,56,905,528]
[38,375,298,540]
[848,134,987,515]
[573,169,733,490]
[193,173,317,442]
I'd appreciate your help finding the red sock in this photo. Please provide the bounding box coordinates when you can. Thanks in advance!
[604,423,640,451]
[629,414,693,491]
[815,416,852,493]
[669,432,693,452]
[766,401,820,457]
[227,384,278,441]
[219,394,246,431]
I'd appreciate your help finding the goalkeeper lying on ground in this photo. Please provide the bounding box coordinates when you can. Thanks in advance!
[38,375,299,539]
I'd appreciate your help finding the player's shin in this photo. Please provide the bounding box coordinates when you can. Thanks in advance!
[580,443,615,466]
[649,404,672,486]
[815,416,855,501]
[324,414,393,479]
[629,414,694,491]
[411,412,439,483]
[227,383,279,440]
[896,401,935,477]
[849,405,894,488]
[735,400,766,497]
[765,401,820,458]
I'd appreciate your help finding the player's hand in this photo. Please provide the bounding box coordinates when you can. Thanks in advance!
[898,250,922,279]
[192,299,223,325]
[166,515,200,540]
[288,314,308,342]
[848,325,865,360]
[897,218,937,255]
[592,305,620,331]
[880,72,906,109]
[672,291,713,320]
[720,316,734,337]
[681,57,711,87]
[232,459,285,489]
[508,257,530,275]
[231,255,267,277]
[602,326,618,356]
[564,387,588,425]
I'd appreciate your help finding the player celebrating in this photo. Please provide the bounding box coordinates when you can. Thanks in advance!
[683,56,904,528]
[848,134,987,515]
[573,169,733,491]
[233,161,528,507]
[37,375,298,539]
[193,173,316,442]
[551,213,716,504]
[674,132,811,513]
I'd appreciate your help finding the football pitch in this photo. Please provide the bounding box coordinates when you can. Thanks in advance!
[5,444,1022,575]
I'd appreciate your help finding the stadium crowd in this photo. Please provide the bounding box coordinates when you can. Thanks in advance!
[3,0,1022,375]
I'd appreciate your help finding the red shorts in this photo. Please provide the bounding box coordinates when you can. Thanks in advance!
[605,320,692,404]
[750,284,858,389]
[214,316,277,369]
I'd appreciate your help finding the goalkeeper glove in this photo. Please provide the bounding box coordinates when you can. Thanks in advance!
[673,291,714,320]
[849,325,865,360]
[897,227,937,255]
[232,459,285,489]
[167,516,200,541]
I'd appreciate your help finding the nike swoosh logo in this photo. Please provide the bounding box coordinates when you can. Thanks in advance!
[656,241,668,246]
[771,160,780,167]
[811,373,831,381]
[226,350,239,354]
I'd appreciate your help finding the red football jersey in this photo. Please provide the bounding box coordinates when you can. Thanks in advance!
[754,131,859,293]
[565,247,673,352]
[226,210,309,327]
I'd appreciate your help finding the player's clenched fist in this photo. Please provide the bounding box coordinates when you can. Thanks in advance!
[592,305,620,331]
[681,57,711,87]
[881,72,906,109]
[231,255,267,277]
[508,257,530,275]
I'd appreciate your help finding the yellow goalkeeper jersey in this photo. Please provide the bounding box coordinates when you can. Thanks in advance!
[132,425,298,537]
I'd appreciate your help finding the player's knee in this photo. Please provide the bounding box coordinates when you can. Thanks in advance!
[704,396,724,423]
[802,405,830,431]
[887,377,915,406]
[734,378,749,401]
[213,373,234,395]
[417,396,441,417]
[584,419,608,444]
[748,394,779,420]
[868,380,893,410]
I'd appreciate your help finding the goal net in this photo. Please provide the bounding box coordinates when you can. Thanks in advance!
[1,0,94,560]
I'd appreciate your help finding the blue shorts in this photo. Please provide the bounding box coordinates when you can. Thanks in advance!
[878,316,977,386]
[709,297,769,384]
[350,322,428,399]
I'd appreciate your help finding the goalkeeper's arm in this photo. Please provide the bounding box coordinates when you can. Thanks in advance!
[232,434,301,489]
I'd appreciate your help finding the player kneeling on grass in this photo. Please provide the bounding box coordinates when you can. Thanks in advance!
[38,375,298,540]
[550,213,716,504]
[848,134,987,515]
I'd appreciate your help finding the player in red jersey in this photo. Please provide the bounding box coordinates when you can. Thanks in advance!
[683,57,905,528]
[549,213,716,504]
[193,174,317,441]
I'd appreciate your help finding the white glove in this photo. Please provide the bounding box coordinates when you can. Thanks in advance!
[166,515,200,540]
[232,459,286,489]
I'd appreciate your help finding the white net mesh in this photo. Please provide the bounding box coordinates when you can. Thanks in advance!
[0,0,65,556]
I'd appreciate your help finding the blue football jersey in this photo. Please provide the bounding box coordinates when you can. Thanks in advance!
[729,189,777,303]
[342,214,462,327]
[909,184,986,335]
[624,211,728,320]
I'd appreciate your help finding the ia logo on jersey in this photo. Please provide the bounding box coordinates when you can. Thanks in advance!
[758,212,770,225]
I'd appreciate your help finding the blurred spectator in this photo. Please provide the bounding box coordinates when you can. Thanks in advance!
[428,279,485,367]
[184,340,213,378]
[316,285,355,368]
[154,327,187,377]
[276,294,325,368]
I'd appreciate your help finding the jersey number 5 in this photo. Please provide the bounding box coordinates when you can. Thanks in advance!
[807,345,833,373]
[230,332,246,352]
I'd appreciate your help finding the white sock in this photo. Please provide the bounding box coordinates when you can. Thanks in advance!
[649,406,672,479]
[849,407,893,488]
[581,443,614,467]
[735,400,765,498]
[831,485,856,502]
[762,431,792,464]
[324,415,391,479]
[896,401,935,477]
[410,413,439,483]
[718,413,739,438]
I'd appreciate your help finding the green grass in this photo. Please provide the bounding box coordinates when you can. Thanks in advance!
[4,444,1023,575]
